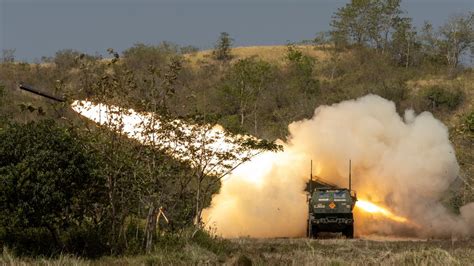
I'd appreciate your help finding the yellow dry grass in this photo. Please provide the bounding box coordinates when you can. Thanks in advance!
[406,72,474,118]
[184,45,331,67]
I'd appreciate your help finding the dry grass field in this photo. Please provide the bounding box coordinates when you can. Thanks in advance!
[2,237,473,265]
[183,45,331,67]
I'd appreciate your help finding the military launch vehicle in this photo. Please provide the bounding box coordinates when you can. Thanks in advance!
[306,161,357,238]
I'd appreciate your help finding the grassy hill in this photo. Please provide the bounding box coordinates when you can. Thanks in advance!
[184,45,332,66]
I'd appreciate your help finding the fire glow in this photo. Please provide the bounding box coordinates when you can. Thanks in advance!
[356,200,408,223]
[71,100,408,232]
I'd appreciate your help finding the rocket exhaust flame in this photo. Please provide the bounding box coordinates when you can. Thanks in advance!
[71,95,474,239]
[356,200,408,223]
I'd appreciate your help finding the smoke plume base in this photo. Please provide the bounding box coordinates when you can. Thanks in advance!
[71,95,474,238]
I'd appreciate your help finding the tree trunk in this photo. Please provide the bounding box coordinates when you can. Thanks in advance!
[107,174,117,245]
[46,225,63,250]
[253,101,258,136]
[144,205,158,253]
[406,38,410,69]
[194,178,202,225]
[240,80,246,127]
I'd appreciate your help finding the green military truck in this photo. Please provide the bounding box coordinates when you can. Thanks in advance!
[306,161,357,238]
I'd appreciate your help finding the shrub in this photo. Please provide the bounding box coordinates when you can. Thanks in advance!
[0,228,56,257]
[63,223,109,258]
[464,110,474,132]
[123,42,180,71]
[0,120,106,257]
[54,49,96,70]
[422,85,464,110]
[190,229,234,255]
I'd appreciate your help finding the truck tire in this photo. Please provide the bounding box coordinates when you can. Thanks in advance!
[311,225,319,239]
[343,224,354,239]
[307,219,312,238]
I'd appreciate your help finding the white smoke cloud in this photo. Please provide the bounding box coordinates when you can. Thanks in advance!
[202,94,474,238]
[72,94,474,238]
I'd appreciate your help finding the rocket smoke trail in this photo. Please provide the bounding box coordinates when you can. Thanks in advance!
[72,94,474,238]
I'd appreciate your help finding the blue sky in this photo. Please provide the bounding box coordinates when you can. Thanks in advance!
[1,0,473,61]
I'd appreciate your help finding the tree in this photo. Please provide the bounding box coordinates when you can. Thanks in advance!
[439,12,474,68]
[212,32,233,61]
[391,17,418,67]
[419,21,445,65]
[54,49,96,70]
[74,49,143,253]
[0,120,104,250]
[1,49,15,63]
[331,0,405,51]
[220,58,273,134]
[133,56,185,253]
[165,118,281,226]
[122,42,181,72]
[285,44,320,102]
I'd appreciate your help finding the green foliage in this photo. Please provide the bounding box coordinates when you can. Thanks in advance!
[0,120,106,256]
[122,42,180,71]
[421,85,464,110]
[285,44,319,96]
[213,32,233,61]
[0,228,55,257]
[438,12,474,68]
[286,44,304,62]
[391,17,418,67]
[62,223,110,258]
[373,80,408,105]
[54,49,96,70]
[331,0,404,50]
[219,57,273,133]
[464,111,474,132]
[190,229,234,255]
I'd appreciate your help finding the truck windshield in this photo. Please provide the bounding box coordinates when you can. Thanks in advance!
[317,192,329,197]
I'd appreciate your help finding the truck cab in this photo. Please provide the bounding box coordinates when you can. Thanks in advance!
[307,187,357,238]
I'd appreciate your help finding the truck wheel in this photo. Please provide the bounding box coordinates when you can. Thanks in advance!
[311,225,319,239]
[307,220,312,238]
[344,225,354,239]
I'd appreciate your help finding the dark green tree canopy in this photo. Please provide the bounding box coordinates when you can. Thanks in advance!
[213,32,233,61]
[331,0,404,50]
[0,120,104,232]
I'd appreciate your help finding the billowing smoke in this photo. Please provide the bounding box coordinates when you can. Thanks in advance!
[202,94,474,238]
[72,94,474,238]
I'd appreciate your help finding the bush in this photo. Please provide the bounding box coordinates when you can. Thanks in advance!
[422,85,464,110]
[464,111,474,132]
[0,228,56,257]
[122,42,180,71]
[63,223,110,258]
[0,120,107,257]
[190,229,234,255]
[371,80,409,108]
[54,49,96,70]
